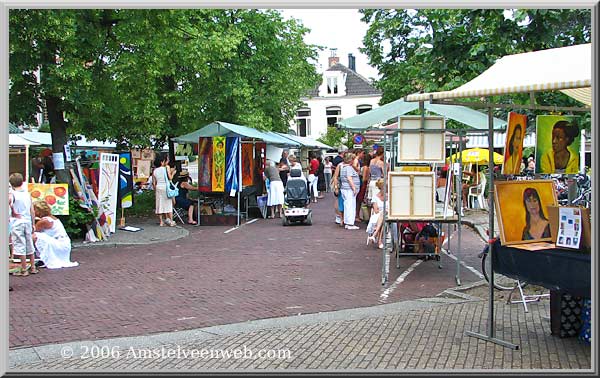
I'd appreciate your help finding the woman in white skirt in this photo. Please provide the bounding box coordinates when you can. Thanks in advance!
[263,160,285,218]
[152,152,176,226]
[366,179,386,248]
[32,201,78,269]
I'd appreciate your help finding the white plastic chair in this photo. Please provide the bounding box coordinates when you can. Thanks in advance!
[468,174,487,209]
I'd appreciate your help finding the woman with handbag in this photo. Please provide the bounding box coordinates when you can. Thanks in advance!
[152,152,176,227]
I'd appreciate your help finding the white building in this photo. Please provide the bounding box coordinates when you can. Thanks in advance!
[290,51,382,139]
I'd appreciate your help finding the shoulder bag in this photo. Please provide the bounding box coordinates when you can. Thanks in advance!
[163,168,179,198]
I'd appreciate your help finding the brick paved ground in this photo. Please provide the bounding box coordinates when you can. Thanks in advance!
[9,194,486,349]
[10,300,591,371]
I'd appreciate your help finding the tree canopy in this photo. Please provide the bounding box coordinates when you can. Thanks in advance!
[9,9,321,155]
[360,9,591,106]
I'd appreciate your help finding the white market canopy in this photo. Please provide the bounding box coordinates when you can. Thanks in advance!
[20,131,117,149]
[9,134,41,146]
[406,44,592,106]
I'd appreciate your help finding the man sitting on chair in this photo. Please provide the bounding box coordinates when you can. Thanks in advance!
[175,170,198,225]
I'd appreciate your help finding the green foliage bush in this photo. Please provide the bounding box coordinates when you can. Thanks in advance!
[58,197,96,239]
[126,190,156,218]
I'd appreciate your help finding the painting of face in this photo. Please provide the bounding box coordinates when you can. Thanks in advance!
[494,180,557,245]
[535,115,580,174]
[502,112,527,175]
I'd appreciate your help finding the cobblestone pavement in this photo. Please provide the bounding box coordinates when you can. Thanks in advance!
[8,195,591,372]
[10,299,591,371]
[9,194,486,349]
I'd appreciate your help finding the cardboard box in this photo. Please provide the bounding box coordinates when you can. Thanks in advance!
[547,205,591,251]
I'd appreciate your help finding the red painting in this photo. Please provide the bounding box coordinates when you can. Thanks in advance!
[241,143,254,187]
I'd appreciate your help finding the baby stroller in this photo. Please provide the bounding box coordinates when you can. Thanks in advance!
[282,169,312,226]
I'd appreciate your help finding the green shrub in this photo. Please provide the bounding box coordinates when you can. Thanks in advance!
[58,197,96,239]
[126,190,156,217]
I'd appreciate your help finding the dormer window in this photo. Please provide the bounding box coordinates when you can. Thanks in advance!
[327,77,338,94]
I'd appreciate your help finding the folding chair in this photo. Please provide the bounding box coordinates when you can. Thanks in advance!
[172,206,186,225]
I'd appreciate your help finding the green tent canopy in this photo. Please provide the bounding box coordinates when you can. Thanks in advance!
[337,99,507,131]
[172,121,300,147]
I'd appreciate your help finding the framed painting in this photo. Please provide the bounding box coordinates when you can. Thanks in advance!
[388,171,435,220]
[28,183,69,215]
[494,180,558,246]
[535,115,581,174]
[397,116,445,164]
[501,112,527,175]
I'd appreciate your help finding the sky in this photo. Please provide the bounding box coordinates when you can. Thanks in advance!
[279,9,380,81]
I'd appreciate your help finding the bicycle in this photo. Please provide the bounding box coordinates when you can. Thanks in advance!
[478,236,526,291]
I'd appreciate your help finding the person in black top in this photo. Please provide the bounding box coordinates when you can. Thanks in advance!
[174,170,198,224]
[279,150,290,187]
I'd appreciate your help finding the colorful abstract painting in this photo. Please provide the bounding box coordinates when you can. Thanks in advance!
[535,115,581,174]
[254,142,266,186]
[225,137,240,195]
[212,136,226,192]
[241,142,254,187]
[198,137,213,192]
[28,183,70,215]
[99,153,120,233]
[118,152,134,208]
[502,112,527,175]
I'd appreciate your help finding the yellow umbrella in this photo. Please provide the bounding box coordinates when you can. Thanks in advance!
[446,148,504,165]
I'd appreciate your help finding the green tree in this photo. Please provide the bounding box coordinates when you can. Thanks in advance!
[10,9,320,179]
[317,126,347,150]
[360,9,591,107]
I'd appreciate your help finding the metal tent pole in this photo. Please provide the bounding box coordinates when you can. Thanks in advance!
[237,138,241,227]
[465,105,518,350]
[381,129,389,285]
[455,132,463,286]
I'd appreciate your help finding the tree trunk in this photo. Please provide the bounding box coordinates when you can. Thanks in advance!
[45,95,71,184]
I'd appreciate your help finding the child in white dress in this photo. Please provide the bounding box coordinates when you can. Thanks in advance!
[366,179,385,247]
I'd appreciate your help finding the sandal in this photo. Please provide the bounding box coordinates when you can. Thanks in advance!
[168,219,176,227]
[187,220,197,225]
[29,267,39,274]
[14,269,29,277]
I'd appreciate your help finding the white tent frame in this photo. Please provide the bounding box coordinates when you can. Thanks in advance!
[405,43,593,350]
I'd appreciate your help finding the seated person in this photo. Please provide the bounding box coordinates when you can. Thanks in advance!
[32,201,78,269]
[415,223,438,254]
[174,170,198,224]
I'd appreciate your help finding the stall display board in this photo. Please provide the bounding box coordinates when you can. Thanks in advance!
[99,153,120,233]
[388,171,435,220]
[397,116,445,164]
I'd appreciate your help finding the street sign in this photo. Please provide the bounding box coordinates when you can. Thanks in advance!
[353,134,364,145]
[353,144,363,149]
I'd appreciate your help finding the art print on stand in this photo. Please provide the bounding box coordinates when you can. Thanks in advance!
[494,180,558,246]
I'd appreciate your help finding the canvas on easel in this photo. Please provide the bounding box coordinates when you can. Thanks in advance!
[397,116,445,164]
[388,171,435,220]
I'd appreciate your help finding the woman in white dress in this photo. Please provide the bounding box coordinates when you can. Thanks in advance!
[263,160,285,218]
[32,201,78,269]
[152,152,176,226]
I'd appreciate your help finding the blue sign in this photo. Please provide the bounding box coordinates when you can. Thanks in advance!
[353,134,364,144]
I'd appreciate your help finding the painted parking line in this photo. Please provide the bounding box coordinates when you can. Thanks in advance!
[379,259,423,303]
[223,219,259,234]
[441,234,484,279]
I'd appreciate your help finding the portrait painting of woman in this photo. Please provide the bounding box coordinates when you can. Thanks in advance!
[535,116,581,174]
[494,180,557,245]
[502,112,527,175]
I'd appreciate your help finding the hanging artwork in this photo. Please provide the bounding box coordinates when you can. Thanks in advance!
[494,180,557,246]
[535,115,581,174]
[225,137,240,196]
[99,153,120,233]
[212,136,226,192]
[136,160,151,182]
[254,142,266,187]
[118,152,134,208]
[241,142,254,186]
[198,137,213,192]
[502,112,527,175]
[28,183,69,215]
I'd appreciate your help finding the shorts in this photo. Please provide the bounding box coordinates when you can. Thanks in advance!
[10,220,35,256]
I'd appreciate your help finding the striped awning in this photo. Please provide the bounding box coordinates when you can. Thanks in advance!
[405,44,591,106]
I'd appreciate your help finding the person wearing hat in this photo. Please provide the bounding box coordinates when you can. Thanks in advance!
[175,170,198,224]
